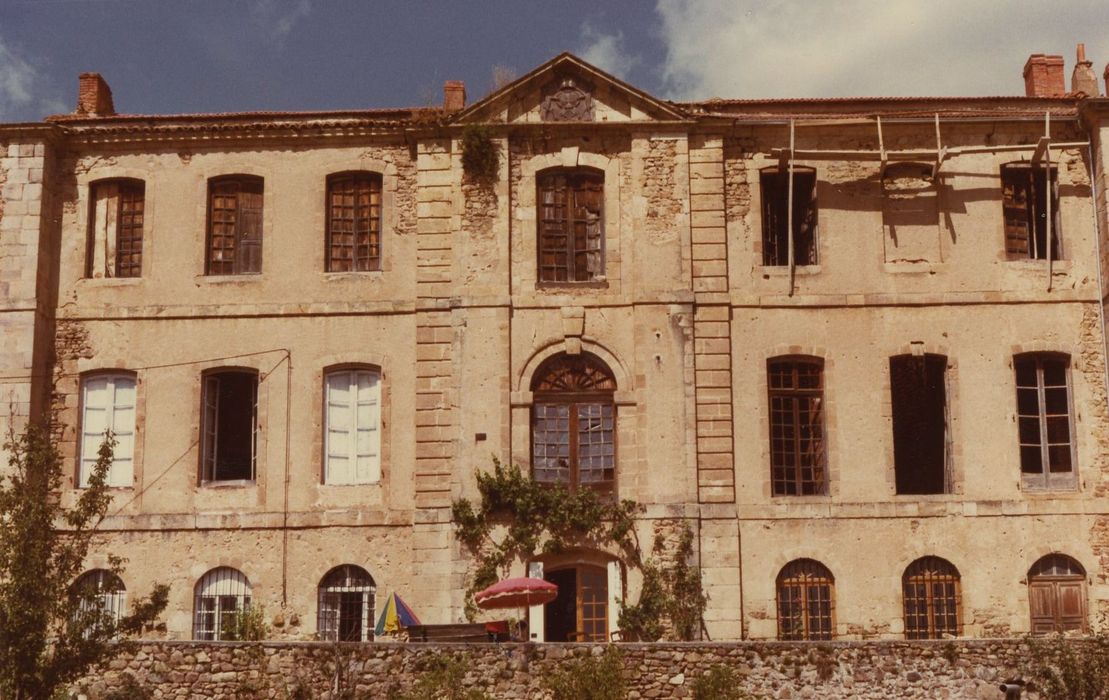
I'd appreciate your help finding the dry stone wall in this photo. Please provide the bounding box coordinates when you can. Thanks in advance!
[76,640,1044,699]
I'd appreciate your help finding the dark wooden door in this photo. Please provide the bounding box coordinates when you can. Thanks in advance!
[1030,579,1087,633]
[545,568,577,642]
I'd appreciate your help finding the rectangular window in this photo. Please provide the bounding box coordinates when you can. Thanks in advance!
[537,169,604,283]
[1015,354,1075,489]
[324,369,381,484]
[760,167,817,266]
[206,177,263,275]
[327,174,382,272]
[201,371,258,482]
[890,354,949,494]
[87,180,144,278]
[1002,163,1060,260]
[79,374,136,487]
[767,358,826,496]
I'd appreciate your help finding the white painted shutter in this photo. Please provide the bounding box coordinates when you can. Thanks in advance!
[90,183,119,278]
[326,372,353,484]
[527,561,545,642]
[354,371,380,483]
[80,375,135,487]
[606,560,622,639]
[108,377,136,487]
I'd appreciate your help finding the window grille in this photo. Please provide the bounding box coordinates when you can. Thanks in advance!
[79,373,136,488]
[70,569,126,632]
[317,565,376,642]
[902,556,961,639]
[776,559,834,640]
[193,567,251,641]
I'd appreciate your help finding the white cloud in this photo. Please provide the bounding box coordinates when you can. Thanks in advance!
[655,0,1109,100]
[0,36,64,121]
[250,0,313,44]
[579,23,641,79]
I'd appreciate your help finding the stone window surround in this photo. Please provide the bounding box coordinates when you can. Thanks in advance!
[75,168,157,287]
[190,361,269,491]
[63,364,148,492]
[510,338,635,496]
[319,161,399,276]
[515,149,621,293]
[757,346,839,500]
[1009,341,1083,492]
[315,360,390,490]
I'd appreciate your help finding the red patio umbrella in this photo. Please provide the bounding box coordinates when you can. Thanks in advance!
[474,577,558,609]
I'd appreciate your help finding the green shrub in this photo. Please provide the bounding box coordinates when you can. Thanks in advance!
[692,665,752,700]
[543,646,627,700]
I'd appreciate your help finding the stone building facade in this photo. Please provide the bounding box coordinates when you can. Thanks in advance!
[4,50,1109,644]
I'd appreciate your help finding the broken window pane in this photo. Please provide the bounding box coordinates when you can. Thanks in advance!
[327,173,383,272]
[537,169,604,282]
[206,176,264,275]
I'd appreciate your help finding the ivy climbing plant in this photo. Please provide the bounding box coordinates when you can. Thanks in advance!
[452,459,708,640]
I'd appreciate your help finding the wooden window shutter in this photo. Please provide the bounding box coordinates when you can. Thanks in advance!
[202,376,220,481]
[1028,581,1056,634]
[1057,580,1087,632]
[1002,167,1032,258]
[236,184,263,274]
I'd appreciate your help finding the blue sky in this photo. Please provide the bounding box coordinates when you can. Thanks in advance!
[2,0,1108,122]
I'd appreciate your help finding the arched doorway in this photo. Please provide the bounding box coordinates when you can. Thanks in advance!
[1028,553,1087,634]
[544,564,609,642]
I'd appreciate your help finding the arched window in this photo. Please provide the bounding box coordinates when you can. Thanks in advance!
[193,567,251,640]
[531,353,617,491]
[537,168,604,282]
[1014,353,1076,490]
[317,565,376,642]
[70,569,126,630]
[86,178,145,278]
[767,357,826,495]
[324,366,381,485]
[776,559,834,640]
[902,556,961,639]
[1028,554,1087,634]
[79,372,136,488]
[206,175,263,275]
[326,172,383,272]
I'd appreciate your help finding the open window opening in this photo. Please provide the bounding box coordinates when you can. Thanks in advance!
[767,357,826,496]
[760,166,817,266]
[86,179,145,278]
[890,353,950,495]
[1001,163,1060,260]
[317,565,376,642]
[1028,554,1087,634]
[1015,353,1076,490]
[537,168,604,283]
[776,559,834,640]
[201,370,258,483]
[902,556,961,639]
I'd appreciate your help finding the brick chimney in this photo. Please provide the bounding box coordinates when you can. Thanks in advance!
[1023,54,1065,97]
[443,80,466,111]
[77,73,115,116]
[1071,44,1099,96]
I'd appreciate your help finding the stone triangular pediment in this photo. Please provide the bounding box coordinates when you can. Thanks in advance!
[452,53,688,125]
